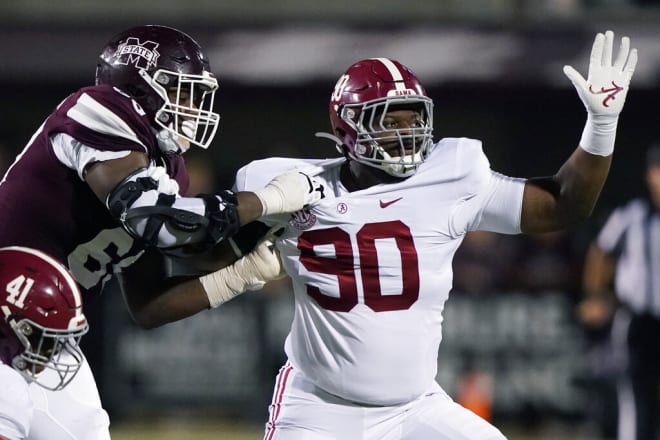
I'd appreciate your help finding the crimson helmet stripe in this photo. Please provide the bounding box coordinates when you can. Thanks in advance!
[0,246,82,308]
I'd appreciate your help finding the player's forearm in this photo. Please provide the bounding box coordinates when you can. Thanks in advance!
[236,191,266,225]
[130,279,211,329]
[235,169,327,225]
[554,146,612,225]
[521,147,611,233]
[122,234,284,328]
[117,249,211,329]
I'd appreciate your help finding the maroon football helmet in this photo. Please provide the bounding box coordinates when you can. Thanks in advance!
[326,58,434,178]
[96,25,220,153]
[0,247,88,391]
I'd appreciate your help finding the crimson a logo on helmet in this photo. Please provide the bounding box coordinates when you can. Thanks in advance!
[115,38,160,70]
[288,208,317,231]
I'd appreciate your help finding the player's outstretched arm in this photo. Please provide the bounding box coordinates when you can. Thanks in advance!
[117,231,284,328]
[520,30,637,233]
[251,170,326,216]
[233,170,326,224]
[86,154,324,252]
[116,246,212,328]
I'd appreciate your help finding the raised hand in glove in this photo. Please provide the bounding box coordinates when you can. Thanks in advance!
[563,30,638,156]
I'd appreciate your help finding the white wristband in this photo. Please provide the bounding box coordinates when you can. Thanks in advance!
[199,264,248,308]
[578,114,618,157]
[199,238,283,308]
[253,184,286,216]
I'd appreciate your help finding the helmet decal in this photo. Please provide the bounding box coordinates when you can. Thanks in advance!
[371,58,420,97]
[115,38,160,70]
[331,74,350,104]
[5,246,83,310]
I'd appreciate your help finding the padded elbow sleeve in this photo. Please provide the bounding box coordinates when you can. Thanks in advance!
[107,167,240,254]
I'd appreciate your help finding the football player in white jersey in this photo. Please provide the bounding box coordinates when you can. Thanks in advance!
[231,31,638,439]
[0,247,89,440]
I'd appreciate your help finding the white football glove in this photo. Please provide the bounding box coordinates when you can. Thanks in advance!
[253,170,325,216]
[563,30,637,156]
[232,235,286,291]
[146,165,180,195]
[199,232,286,308]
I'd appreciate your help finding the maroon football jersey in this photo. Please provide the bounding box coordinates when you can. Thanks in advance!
[0,84,190,294]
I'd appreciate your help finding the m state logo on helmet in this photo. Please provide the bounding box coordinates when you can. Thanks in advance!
[0,247,88,391]
[327,58,434,178]
[115,37,160,70]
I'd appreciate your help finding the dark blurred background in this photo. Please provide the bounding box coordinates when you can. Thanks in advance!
[1,1,659,438]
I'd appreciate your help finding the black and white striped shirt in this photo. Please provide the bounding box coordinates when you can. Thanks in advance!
[597,197,660,316]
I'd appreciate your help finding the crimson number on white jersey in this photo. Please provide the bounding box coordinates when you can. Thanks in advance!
[298,220,419,312]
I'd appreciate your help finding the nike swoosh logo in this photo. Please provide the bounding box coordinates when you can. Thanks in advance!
[379,197,403,208]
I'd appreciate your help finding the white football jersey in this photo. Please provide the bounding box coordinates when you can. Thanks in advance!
[235,137,525,405]
[0,363,32,440]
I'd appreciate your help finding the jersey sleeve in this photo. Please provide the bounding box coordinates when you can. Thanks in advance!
[48,84,154,155]
[233,157,318,192]
[444,138,523,236]
[469,171,525,234]
[50,133,132,180]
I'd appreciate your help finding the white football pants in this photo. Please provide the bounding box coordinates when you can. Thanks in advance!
[263,361,507,440]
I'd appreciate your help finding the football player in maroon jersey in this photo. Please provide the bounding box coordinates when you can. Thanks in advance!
[0,24,324,439]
